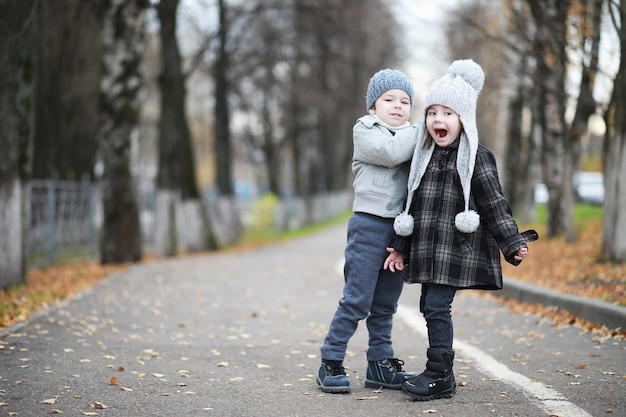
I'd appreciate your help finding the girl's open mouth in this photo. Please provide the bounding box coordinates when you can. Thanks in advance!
[435,128,448,138]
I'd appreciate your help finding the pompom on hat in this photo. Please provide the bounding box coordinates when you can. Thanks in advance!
[394,59,485,236]
[366,68,415,111]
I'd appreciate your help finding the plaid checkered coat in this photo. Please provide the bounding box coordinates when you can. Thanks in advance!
[400,140,527,290]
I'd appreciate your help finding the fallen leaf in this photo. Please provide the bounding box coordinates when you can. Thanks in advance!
[422,410,438,414]
[109,377,118,385]
[42,398,56,405]
[256,363,270,369]
[217,362,229,367]
[49,409,63,414]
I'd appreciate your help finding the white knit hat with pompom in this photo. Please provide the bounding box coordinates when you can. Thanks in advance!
[394,59,485,236]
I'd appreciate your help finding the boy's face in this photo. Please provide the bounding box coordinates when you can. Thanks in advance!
[425,104,462,147]
[368,89,411,127]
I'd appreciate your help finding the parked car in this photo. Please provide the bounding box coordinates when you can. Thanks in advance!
[574,171,604,204]
[534,172,603,205]
[534,183,549,204]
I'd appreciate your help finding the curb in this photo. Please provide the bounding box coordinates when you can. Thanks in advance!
[499,277,626,332]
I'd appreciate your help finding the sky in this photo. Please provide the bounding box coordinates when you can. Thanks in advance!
[390,0,462,99]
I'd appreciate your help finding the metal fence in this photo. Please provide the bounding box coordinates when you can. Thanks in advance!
[27,179,99,267]
[25,179,352,268]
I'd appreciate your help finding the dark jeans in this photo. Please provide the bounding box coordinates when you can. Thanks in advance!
[321,213,404,362]
[420,284,457,349]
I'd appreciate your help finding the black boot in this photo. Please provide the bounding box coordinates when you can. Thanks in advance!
[402,348,456,401]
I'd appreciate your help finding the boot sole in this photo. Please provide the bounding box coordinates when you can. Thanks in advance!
[317,377,350,393]
[364,379,403,390]
[402,385,456,401]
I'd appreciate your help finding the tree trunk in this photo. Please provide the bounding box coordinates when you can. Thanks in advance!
[0,0,34,288]
[214,0,243,244]
[528,0,573,239]
[99,0,147,264]
[32,0,102,181]
[602,0,626,262]
[215,0,232,197]
[155,0,218,256]
[505,58,533,220]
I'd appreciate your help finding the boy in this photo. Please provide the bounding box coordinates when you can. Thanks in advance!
[317,68,418,393]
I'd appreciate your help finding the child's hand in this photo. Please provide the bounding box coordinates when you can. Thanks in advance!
[514,246,528,261]
[384,247,405,272]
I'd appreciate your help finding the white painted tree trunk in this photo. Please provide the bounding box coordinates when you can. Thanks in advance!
[212,196,244,246]
[0,179,23,287]
[602,134,626,261]
[175,199,209,252]
[154,189,178,257]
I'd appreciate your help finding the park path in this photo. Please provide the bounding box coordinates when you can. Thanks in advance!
[1,222,624,416]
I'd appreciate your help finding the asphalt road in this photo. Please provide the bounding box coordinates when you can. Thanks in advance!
[1,222,624,416]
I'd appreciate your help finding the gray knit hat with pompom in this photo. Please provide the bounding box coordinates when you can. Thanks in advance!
[394,59,485,236]
[366,68,415,111]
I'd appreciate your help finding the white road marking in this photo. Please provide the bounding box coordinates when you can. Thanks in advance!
[396,304,593,417]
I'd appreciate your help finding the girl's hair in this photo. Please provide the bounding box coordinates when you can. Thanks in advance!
[423,133,434,150]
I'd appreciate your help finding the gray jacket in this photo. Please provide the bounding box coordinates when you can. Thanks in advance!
[351,115,418,218]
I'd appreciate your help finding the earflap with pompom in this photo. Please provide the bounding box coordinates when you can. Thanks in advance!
[455,210,480,233]
[394,212,414,236]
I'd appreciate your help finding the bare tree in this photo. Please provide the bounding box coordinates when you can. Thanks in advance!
[213,0,244,243]
[602,0,626,262]
[99,0,148,264]
[526,0,575,239]
[154,0,218,256]
[32,0,102,181]
[178,0,404,232]
[567,0,602,174]
[0,0,34,288]
[229,0,399,200]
